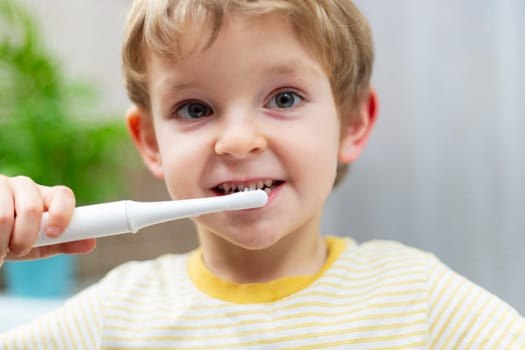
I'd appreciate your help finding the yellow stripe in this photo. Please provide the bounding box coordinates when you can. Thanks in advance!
[511,328,525,349]
[326,263,425,283]
[287,286,425,301]
[425,256,440,283]
[105,297,425,325]
[463,298,499,348]
[306,281,422,297]
[431,282,471,348]
[1,337,10,350]
[489,309,525,349]
[479,308,506,347]
[113,268,426,304]
[108,319,426,339]
[104,290,422,328]
[425,260,446,299]
[507,321,525,348]
[492,313,514,348]
[106,309,426,334]
[103,328,427,350]
[428,267,453,334]
[78,297,97,348]
[91,286,103,333]
[281,330,427,350]
[63,310,78,349]
[44,320,58,350]
[107,293,425,316]
[105,268,191,291]
[56,315,68,349]
[442,286,482,349]
[70,302,89,350]
[32,326,44,350]
[105,277,425,312]
[369,341,428,350]
[107,301,425,332]
[39,322,50,350]
[105,276,196,294]
[105,284,198,301]
[332,255,426,276]
[28,330,38,350]
[429,279,462,347]
[353,246,425,263]
[20,331,30,349]
[105,319,426,343]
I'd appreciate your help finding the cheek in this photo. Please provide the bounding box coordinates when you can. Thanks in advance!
[154,128,207,199]
[305,109,341,160]
[285,116,340,186]
[306,137,339,184]
[308,119,341,184]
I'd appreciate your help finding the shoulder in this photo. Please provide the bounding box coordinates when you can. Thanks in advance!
[104,253,188,276]
[355,239,428,255]
[98,252,191,294]
[344,238,434,267]
[331,238,446,292]
[326,237,435,291]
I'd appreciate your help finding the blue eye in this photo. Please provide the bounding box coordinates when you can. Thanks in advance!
[266,91,303,109]
[174,101,213,120]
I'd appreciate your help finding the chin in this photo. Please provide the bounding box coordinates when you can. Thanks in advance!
[225,228,283,251]
[196,212,290,251]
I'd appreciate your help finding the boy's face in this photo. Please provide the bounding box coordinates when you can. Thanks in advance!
[128,13,373,250]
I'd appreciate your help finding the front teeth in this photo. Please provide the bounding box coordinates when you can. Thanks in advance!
[217,180,277,195]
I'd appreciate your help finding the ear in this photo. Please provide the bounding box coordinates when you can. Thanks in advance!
[126,105,164,179]
[338,87,378,163]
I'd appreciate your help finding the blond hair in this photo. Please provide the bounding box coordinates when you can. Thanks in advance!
[122,0,374,186]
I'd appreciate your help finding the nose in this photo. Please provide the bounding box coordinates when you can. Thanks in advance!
[214,113,267,159]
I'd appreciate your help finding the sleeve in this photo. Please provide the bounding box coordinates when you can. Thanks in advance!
[0,283,105,350]
[425,255,525,349]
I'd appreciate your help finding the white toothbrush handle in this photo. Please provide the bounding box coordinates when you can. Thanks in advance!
[33,190,268,248]
[34,201,132,248]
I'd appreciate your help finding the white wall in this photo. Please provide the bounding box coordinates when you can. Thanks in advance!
[18,0,525,314]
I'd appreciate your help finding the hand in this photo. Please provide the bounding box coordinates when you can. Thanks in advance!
[0,175,96,268]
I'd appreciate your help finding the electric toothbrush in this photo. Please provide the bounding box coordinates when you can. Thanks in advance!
[33,190,268,247]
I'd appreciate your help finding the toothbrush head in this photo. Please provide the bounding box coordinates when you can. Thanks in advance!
[224,190,268,210]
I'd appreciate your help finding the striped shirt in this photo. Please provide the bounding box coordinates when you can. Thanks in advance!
[2,236,524,349]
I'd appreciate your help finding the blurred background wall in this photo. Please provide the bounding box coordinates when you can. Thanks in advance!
[325,0,525,314]
[8,0,525,314]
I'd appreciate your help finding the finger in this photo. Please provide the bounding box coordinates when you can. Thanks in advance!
[5,238,97,261]
[40,185,76,238]
[9,176,44,256]
[0,175,15,260]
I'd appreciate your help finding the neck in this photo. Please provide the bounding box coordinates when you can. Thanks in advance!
[197,226,327,284]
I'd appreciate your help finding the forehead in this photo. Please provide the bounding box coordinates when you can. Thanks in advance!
[146,13,326,91]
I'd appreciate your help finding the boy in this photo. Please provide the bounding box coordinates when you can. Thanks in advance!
[1,0,524,348]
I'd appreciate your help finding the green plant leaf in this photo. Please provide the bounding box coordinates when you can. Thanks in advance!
[0,0,134,204]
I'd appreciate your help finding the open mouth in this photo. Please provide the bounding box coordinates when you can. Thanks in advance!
[214,180,283,195]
